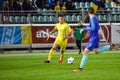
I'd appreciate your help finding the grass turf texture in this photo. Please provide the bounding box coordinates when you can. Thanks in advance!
[0,51,120,80]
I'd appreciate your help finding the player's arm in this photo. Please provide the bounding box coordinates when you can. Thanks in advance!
[80,18,96,33]
[47,28,57,41]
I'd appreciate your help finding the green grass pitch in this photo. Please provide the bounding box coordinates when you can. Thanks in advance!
[0,51,120,80]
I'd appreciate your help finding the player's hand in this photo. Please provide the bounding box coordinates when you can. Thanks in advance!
[47,34,50,41]
[80,29,84,34]
[63,36,68,40]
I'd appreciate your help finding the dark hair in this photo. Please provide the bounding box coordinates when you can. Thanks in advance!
[88,7,95,14]
[58,14,63,17]
[58,12,64,17]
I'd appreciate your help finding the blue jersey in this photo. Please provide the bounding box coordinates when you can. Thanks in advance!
[83,15,100,42]
[83,15,100,50]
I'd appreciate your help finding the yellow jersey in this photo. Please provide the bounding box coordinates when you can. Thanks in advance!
[54,22,72,50]
[62,6,66,12]
[55,22,72,40]
[54,5,60,12]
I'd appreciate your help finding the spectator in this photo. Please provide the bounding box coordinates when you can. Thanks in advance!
[22,0,32,11]
[111,0,117,7]
[2,1,9,11]
[59,0,65,8]
[97,0,106,13]
[65,0,75,10]
[0,0,6,8]
[8,0,14,9]
[81,0,87,2]
[98,0,105,10]
[48,0,56,9]
[1,1,10,22]
[36,0,45,9]
[44,0,50,9]
[54,1,60,12]
[47,0,55,9]
[93,0,101,6]
[31,0,39,11]
[87,0,93,2]
[13,0,21,11]
[92,0,106,13]
[81,0,93,2]
[116,0,120,4]
[61,3,66,12]
[92,0,101,13]
[54,0,65,4]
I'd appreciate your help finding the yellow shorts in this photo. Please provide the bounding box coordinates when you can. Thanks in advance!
[54,38,67,51]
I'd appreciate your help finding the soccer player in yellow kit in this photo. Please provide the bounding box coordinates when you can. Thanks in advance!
[44,14,72,64]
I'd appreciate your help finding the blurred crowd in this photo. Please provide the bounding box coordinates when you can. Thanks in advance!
[0,0,91,11]
[0,0,119,12]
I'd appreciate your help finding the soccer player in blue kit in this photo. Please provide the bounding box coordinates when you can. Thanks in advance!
[73,7,119,72]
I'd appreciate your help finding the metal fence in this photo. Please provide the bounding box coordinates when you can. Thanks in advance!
[0,9,120,24]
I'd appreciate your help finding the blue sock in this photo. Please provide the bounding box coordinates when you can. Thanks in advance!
[98,45,110,53]
[80,55,88,68]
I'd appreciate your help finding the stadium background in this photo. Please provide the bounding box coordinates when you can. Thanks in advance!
[0,0,120,53]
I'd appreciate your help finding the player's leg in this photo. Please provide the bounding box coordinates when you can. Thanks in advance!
[58,49,64,64]
[58,41,67,64]
[111,44,119,50]
[73,42,95,72]
[93,39,111,54]
[80,48,89,68]
[78,40,82,54]
[94,44,119,54]
[94,48,99,54]
[76,40,82,54]
[48,43,57,60]
[44,43,58,63]
[98,45,110,53]
[73,48,90,72]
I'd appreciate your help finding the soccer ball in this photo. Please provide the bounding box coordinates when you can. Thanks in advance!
[67,57,74,64]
